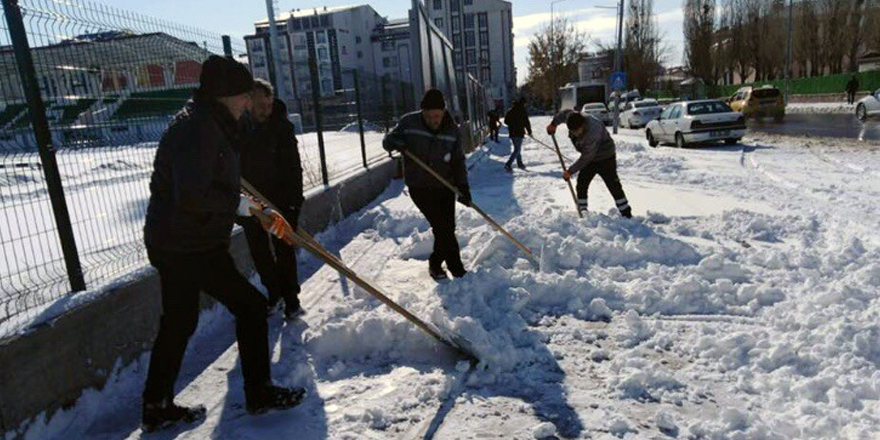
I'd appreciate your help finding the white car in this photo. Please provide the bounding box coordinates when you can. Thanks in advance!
[645,100,746,148]
[856,89,880,121]
[621,99,661,128]
[581,102,611,126]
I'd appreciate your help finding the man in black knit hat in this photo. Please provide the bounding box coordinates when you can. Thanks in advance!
[142,55,304,432]
[383,89,471,280]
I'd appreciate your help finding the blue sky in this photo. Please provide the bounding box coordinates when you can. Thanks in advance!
[113,0,686,85]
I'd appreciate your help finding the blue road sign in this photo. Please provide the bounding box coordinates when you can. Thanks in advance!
[611,72,627,91]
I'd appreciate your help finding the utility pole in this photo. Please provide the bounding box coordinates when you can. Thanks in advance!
[265,0,289,104]
[613,0,624,134]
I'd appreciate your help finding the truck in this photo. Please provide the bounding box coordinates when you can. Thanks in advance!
[558,82,607,112]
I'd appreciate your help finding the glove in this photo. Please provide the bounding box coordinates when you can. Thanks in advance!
[547,124,557,135]
[236,194,262,217]
[562,170,572,181]
[457,187,472,207]
[263,208,294,239]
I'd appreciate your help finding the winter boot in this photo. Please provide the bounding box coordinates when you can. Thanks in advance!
[246,385,306,415]
[504,164,513,173]
[141,399,206,433]
[517,164,527,171]
[284,296,304,320]
[429,266,449,281]
[620,208,633,219]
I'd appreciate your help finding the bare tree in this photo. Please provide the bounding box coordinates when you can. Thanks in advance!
[683,0,716,83]
[846,0,867,72]
[625,0,664,92]
[525,17,590,108]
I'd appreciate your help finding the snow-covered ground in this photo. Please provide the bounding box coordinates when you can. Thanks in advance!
[9,118,880,439]
[786,102,856,115]
[0,129,388,336]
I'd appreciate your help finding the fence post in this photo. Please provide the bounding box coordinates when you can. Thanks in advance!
[2,0,86,292]
[381,74,390,133]
[353,70,367,169]
[222,35,233,57]
[308,54,329,186]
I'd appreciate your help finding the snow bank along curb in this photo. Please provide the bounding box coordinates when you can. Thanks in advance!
[0,158,397,435]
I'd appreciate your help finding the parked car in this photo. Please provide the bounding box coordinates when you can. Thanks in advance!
[856,89,880,121]
[621,99,661,128]
[645,100,747,148]
[728,85,785,122]
[581,102,612,126]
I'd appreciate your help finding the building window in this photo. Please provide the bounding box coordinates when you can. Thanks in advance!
[464,14,474,29]
[292,18,302,31]
[481,67,490,82]
[320,15,330,27]
[318,47,329,60]
[357,51,363,59]
[480,49,489,62]
[310,16,319,28]
[435,18,443,28]
[464,0,473,5]
[466,49,476,65]
[465,31,475,47]
[356,36,362,44]
[479,31,488,46]
[468,67,477,77]
[451,0,460,11]
[454,52,463,67]
[433,0,442,10]
[382,40,395,51]
[316,32,327,45]
[478,12,488,28]
[452,18,461,32]
[452,34,461,48]
[342,45,347,55]
[251,40,264,52]
[383,56,398,68]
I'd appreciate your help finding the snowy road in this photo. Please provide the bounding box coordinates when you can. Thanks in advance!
[15,118,880,440]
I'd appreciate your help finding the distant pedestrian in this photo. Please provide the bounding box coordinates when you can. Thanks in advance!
[846,75,860,105]
[241,78,305,319]
[142,55,304,432]
[383,89,471,280]
[487,108,501,143]
[503,97,532,172]
[547,110,632,218]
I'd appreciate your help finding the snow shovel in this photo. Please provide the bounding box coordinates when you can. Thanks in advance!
[240,179,479,362]
[531,135,582,219]
[400,149,538,263]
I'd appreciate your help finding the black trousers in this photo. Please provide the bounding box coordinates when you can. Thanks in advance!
[241,218,300,304]
[409,187,465,273]
[847,91,856,105]
[576,156,631,216]
[143,246,270,405]
[490,126,500,142]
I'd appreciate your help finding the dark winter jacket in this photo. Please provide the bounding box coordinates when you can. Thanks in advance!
[383,110,470,195]
[241,99,304,216]
[504,103,532,138]
[144,96,244,253]
[552,109,616,174]
[487,110,500,129]
[846,78,859,93]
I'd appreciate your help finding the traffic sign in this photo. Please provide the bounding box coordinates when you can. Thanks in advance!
[610,72,627,91]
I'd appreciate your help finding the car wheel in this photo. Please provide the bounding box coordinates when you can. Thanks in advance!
[675,132,686,149]
[857,104,867,121]
[725,138,739,146]
[646,130,659,148]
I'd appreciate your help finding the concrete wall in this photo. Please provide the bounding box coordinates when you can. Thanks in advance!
[0,158,396,436]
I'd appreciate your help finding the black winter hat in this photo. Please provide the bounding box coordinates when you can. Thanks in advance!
[420,88,446,110]
[198,55,254,98]
[566,112,586,130]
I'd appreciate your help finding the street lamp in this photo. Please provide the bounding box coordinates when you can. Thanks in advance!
[551,0,574,111]
[596,1,624,134]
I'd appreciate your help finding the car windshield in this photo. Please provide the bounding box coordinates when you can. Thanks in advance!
[635,101,658,108]
[752,88,780,99]
[584,104,606,111]
[687,101,732,115]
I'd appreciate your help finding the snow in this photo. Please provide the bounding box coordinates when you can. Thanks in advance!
[8,118,880,439]
[786,102,856,115]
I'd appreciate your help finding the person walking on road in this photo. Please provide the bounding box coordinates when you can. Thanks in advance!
[142,56,304,432]
[503,97,532,172]
[383,89,471,280]
[487,107,501,143]
[241,79,305,319]
[547,110,632,218]
[846,75,860,105]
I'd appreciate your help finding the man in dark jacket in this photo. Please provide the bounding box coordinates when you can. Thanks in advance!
[142,56,303,432]
[241,79,304,318]
[383,89,471,280]
[547,110,632,218]
[503,98,532,172]
[846,76,860,105]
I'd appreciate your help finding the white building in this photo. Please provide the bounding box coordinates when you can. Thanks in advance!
[424,0,515,108]
[371,18,414,86]
[246,5,388,111]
